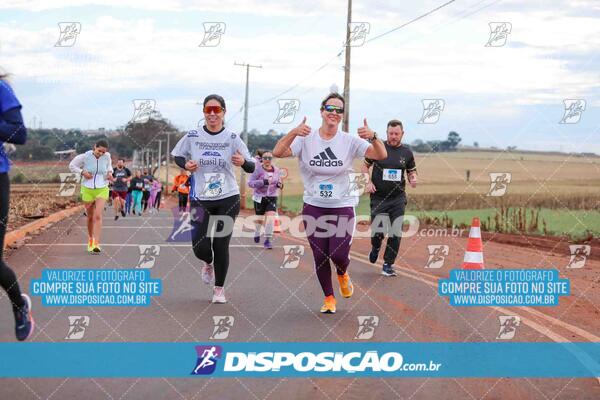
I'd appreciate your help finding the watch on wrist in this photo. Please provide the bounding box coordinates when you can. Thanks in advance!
[368,131,378,143]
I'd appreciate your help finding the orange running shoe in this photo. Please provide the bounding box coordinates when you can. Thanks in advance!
[337,272,354,298]
[320,295,336,314]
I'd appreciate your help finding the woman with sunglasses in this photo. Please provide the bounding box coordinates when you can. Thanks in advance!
[171,94,255,303]
[248,150,283,249]
[273,93,386,313]
[0,70,34,340]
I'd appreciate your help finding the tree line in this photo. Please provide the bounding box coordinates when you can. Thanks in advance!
[10,118,462,161]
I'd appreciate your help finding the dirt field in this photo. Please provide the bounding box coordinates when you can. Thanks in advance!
[7,151,600,235]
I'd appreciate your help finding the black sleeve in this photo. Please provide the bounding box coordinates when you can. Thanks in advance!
[406,150,417,172]
[174,156,187,169]
[241,159,255,173]
[125,168,132,177]
[0,107,27,144]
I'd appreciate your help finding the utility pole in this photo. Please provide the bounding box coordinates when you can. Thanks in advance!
[157,139,164,179]
[342,0,352,133]
[165,131,171,194]
[234,61,262,209]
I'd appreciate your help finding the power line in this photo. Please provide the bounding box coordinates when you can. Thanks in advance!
[248,51,343,108]
[365,0,457,43]
[248,0,500,111]
[249,1,460,109]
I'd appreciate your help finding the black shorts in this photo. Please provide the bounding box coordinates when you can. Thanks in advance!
[253,196,277,215]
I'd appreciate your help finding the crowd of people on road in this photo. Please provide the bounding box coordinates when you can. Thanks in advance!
[1,83,418,340]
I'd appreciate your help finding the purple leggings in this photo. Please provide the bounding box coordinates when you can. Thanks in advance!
[302,203,355,297]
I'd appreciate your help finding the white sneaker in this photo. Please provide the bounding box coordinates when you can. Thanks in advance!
[212,286,227,303]
[201,262,214,285]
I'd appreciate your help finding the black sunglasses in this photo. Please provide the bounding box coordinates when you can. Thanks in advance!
[322,104,344,114]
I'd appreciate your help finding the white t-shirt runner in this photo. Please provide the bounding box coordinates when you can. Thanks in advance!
[171,127,253,201]
[290,129,370,208]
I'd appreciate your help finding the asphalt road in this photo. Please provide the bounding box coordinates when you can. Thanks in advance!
[0,202,598,399]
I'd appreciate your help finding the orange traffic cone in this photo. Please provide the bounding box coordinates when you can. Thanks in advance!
[462,217,484,270]
[273,213,282,233]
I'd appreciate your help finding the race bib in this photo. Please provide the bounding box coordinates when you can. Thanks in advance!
[136,182,143,188]
[179,184,186,190]
[203,173,224,198]
[314,182,340,199]
[382,168,403,182]
[252,194,263,203]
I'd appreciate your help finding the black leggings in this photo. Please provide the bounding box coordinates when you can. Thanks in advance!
[0,173,25,311]
[178,192,188,210]
[155,191,162,209]
[142,191,150,211]
[190,195,240,287]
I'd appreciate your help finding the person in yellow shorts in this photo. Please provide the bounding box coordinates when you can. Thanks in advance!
[69,140,114,253]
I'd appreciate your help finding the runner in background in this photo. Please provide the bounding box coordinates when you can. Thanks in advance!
[154,178,162,211]
[362,119,417,276]
[273,92,387,313]
[111,158,131,220]
[171,94,255,303]
[172,169,190,213]
[0,71,34,340]
[125,179,133,215]
[148,178,162,214]
[69,140,114,253]
[130,169,145,216]
[248,150,283,249]
[141,168,152,213]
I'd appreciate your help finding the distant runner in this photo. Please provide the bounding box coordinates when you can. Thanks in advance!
[69,139,114,253]
[111,158,131,220]
[248,150,283,249]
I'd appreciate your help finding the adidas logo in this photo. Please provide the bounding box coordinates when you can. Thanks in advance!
[309,147,343,167]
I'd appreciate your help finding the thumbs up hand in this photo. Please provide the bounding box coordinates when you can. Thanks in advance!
[231,150,245,167]
[293,116,311,137]
[357,118,375,140]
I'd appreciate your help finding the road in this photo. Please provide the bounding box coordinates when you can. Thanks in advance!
[1,201,598,399]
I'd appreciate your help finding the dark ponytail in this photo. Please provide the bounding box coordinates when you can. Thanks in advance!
[203,94,226,110]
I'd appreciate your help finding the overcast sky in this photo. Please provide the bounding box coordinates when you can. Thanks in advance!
[1,0,599,153]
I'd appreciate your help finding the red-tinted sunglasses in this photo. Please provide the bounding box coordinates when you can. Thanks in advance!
[204,105,224,114]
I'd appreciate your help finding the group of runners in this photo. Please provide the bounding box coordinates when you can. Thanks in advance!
[68,148,167,253]
[168,92,417,310]
[0,82,417,341]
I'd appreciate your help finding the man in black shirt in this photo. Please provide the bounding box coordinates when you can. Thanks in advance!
[112,158,131,220]
[362,119,417,276]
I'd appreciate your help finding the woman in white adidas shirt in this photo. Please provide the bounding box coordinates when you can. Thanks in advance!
[69,140,113,253]
[273,93,386,314]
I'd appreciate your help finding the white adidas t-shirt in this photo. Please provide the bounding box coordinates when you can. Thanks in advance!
[290,129,370,208]
[171,127,253,201]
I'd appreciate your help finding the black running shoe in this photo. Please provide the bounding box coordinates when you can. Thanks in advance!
[15,294,34,341]
[382,263,397,277]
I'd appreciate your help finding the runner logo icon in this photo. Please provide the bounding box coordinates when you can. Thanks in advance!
[192,345,222,375]
[310,147,343,167]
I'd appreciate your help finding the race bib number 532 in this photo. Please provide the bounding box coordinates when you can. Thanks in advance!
[315,183,338,199]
